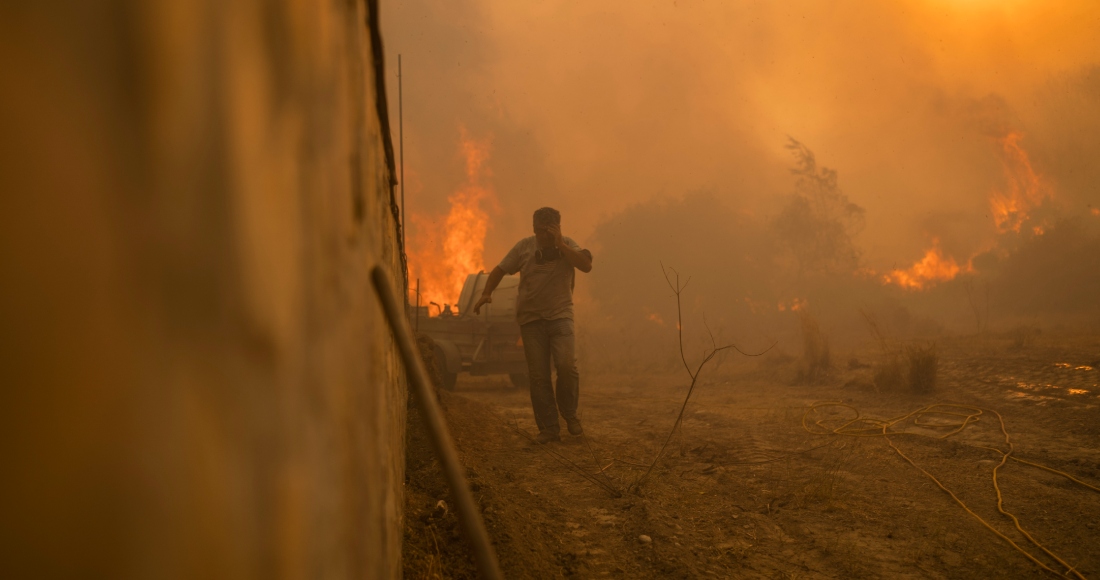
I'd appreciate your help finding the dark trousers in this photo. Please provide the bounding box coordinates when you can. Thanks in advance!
[520,318,579,434]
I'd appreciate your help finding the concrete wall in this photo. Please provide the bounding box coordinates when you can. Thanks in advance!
[0,1,406,578]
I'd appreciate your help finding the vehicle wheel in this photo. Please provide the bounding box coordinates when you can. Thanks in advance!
[433,345,458,391]
[509,373,530,389]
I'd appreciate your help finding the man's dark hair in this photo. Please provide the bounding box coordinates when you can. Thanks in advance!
[533,207,561,226]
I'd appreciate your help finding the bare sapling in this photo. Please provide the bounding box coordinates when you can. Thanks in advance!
[630,265,774,492]
[860,309,903,393]
[963,279,989,335]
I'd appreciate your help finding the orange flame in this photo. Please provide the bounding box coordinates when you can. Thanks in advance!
[989,132,1052,233]
[778,298,808,312]
[883,239,962,290]
[408,130,496,311]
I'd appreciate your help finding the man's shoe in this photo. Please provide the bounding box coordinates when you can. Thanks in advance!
[565,417,583,436]
[535,430,561,444]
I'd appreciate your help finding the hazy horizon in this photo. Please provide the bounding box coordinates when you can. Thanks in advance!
[383,0,1100,336]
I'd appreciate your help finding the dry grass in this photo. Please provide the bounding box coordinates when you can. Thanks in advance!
[1008,324,1042,350]
[873,357,906,393]
[871,346,938,395]
[764,443,858,511]
[415,333,444,392]
[860,309,938,394]
[405,524,447,580]
[796,444,855,506]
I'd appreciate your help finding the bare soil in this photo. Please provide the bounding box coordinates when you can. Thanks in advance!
[403,334,1100,578]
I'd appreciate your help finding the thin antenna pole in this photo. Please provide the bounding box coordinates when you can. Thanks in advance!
[398,55,406,255]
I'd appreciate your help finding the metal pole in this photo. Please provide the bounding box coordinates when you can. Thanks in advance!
[371,267,503,580]
[398,55,406,255]
[482,273,491,358]
[415,278,420,332]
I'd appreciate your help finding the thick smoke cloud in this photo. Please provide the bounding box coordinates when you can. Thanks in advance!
[383,0,1100,340]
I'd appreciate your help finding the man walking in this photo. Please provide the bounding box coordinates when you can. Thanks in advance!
[473,207,593,443]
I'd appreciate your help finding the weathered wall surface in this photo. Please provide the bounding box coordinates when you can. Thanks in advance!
[0,1,405,578]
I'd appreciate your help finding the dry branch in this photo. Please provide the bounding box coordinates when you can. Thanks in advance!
[629,265,776,492]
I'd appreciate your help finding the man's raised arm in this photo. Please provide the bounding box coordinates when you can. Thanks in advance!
[472,266,506,314]
[548,224,592,273]
[559,243,592,273]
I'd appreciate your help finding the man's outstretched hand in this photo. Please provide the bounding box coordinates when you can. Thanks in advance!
[473,267,507,314]
[472,293,492,315]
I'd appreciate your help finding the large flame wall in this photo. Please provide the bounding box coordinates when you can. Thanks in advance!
[408,131,498,311]
[883,131,1055,291]
[991,132,1054,234]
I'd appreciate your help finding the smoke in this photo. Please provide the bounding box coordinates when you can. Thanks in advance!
[967,217,1100,321]
[383,0,1100,336]
[581,149,912,369]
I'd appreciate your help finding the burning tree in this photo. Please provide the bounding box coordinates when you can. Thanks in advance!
[772,138,866,280]
[990,131,1054,234]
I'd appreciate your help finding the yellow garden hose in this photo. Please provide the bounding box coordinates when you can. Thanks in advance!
[803,402,1098,579]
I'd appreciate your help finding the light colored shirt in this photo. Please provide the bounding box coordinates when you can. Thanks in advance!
[498,236,591,326]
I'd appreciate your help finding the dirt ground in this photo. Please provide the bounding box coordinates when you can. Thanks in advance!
[403,333,1100,579]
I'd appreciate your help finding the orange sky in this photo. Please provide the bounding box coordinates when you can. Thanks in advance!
[384,0,1100,285]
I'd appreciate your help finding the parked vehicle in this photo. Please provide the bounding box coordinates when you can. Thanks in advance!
[414,273,528,390]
